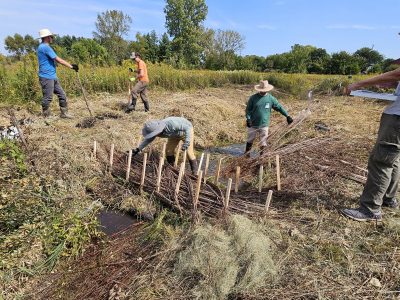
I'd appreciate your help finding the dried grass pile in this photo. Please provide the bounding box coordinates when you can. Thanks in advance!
[174,215,278,299]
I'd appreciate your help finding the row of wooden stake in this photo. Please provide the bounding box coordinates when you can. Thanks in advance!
[92,140,280,215]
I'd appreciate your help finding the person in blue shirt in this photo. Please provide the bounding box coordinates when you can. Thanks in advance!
[37,29,79,118]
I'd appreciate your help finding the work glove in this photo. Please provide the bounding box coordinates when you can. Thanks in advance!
[181,143,189,151]
[246,119,252,128]
[286,116,294,125]
[71,64,79,72]
[132,148,140,156]
[128,67,134,72]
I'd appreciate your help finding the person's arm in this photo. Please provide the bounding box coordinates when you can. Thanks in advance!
[138,136,156,151]
[245,97,253,120]
[272,97,289,117]
[182,125,192,149]
[347,67,400,92]
[55,56,73,69]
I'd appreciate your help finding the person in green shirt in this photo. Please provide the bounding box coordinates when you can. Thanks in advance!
[245,80,293,155]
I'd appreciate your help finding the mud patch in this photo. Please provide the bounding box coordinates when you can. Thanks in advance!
[76,112,122,128]
[97,210,137,236]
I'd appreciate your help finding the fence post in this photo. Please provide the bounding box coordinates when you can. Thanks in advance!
[126,150,132,181]
[258,165,264,193]
[140,152,148,191]
[203,153,210,183]
[214,158,222,185]
[276,155,281,191]
[156,157,165,192]
[92,140,97,160]
[264,190,273,215]
[109,143,114,171]
[224,178,233,215]
[197,153,204,176]
[234,166,241,193]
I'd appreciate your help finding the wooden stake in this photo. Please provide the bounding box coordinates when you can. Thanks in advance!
[140,152,148,188]
[175,162,185,196]
[194,170,203,211]
[137,136,142,147]
[174,141,182,167]
[234,166,241,193]
[276,155,281,191]
[203,153,210,183]
[161,142,167,160]
[93,140,97,160]
[156,157,164,192]
[258,165,264,193]
[214,158,222,185]
[197,153,204,176]
[182,150,187,175]
[224,178,232,214]
[109,143,115,171]
[264,190,273,214]
[126,150,132,181]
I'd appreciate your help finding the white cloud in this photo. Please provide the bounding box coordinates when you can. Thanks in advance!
[326,24,377,30]
[257,24,277,30]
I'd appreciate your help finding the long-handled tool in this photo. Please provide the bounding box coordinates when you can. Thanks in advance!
[76,72,94,117]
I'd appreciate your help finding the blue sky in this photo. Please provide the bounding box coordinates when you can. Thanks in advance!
[1,0,399,58]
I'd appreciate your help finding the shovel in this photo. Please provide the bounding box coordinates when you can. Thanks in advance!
[76,72,94,118]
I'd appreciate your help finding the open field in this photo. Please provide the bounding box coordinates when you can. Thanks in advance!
[1,85,400,299]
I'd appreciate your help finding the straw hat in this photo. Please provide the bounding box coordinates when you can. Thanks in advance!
[130,52,141,59]
[254,80,274,92]
[142,120,166,140]
[38,29,55,39]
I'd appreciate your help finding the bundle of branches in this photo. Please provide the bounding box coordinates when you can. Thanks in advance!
[108,151,266,219]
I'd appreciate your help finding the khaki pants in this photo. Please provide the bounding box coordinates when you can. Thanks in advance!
[130,81,149,110]
[360,113,400,214]
[247,127,269,146]
[166,128,196,161]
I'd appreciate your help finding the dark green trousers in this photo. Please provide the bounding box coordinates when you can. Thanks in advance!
[360,113,400,214]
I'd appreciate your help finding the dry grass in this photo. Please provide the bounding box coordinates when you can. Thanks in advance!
[1,86,400,299]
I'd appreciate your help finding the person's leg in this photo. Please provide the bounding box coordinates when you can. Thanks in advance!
[185,128,198,174]
[139,82,150,112]
[166,137,179,165]
[259,127,269,155]
[343,114,400,220]
[53,79,71,118]
[245,127,257,155]
[39,77,54,117]
[126,82,142,112]
[383,155,400,208]
[360,114,400,213]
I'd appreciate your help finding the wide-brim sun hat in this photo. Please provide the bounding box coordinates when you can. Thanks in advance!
[142,120,166,140]
[38,28,56,39]
[130,52,137,59]
[254,80,274,92]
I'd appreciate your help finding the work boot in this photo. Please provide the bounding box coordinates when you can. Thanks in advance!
[244,142,253,156]
[341,207,382,222]
[166,155,175,165]
[382,197,399,209]
[189,159,198,175]
[125,104,135,113]
[143,101,150,112]
[60,107,73,119]
[42,107,51,118]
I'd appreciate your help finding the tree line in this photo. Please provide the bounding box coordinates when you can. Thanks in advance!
[2,0,398,74]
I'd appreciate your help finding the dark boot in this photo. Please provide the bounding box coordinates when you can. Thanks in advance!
[42,107,51,118]
[125,97,137,113]
[189,159,198,175]
[60,107,73,119]
[166,155,175,165]
[143,100,150,112]
[245,142,253,156]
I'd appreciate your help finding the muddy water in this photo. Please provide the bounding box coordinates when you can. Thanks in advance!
[208,143,245,157]
[97,210,138,236]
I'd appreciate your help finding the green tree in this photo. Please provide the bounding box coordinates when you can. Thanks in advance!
[4,34,38,60]
[308,48,330,74]
[353,47,384,73]
[93,10,132,64]
[164,0,208,67]
[328,51,361,75]
[158,33,172,62]
[70,38,108,65]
